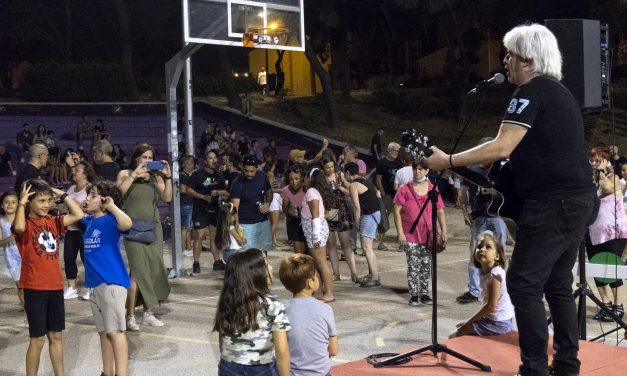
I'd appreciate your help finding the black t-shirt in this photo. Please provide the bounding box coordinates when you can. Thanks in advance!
[15,163,41,192]
[225,169,241,191]
[185,168,226,216]
[376,157,403,195]
[611,156,627,175]
[95,162,120,182]
[502,75,594,199]
[371,133,382,156]
[0,151,12,176]
[229,171,271,224]
[179,171,193,206]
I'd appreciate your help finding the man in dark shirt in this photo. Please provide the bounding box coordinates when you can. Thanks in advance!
[425,24,596,376]
[181,150,226,273]
[221,151,241,191]
[15,143,48,192]
[374,142,403,251]
[92,139,120,181]
[0,145,15,177]
[370,127,384,160]
[16,123,34,163]
[609,145,627,174]
[229,155,272,254]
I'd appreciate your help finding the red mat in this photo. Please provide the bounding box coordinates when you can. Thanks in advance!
[332,332,627,375]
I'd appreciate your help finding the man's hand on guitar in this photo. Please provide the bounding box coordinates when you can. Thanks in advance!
[424,146,451,171]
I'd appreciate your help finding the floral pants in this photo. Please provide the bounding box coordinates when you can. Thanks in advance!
[404,243,431,297]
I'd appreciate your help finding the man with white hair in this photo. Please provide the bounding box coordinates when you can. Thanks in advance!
[15,143,48,192]
[374,142,403,251]
[425,24,596,376]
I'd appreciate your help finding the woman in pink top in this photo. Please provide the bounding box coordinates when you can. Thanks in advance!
[301,167,335,303]
[587,147,627,321]
[281,164,307,254]
[393,160,448,306]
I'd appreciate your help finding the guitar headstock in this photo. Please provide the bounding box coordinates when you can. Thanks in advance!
[401,129,432,161]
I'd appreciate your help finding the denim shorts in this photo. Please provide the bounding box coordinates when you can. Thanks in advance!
[218,359,277,376]
[472,317,513,336]
[223,248,243,263]
[360,210,381,239]
[181,205,193,229]
[241,220,272,252]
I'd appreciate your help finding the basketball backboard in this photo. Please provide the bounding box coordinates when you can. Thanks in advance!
[183,0,305,51]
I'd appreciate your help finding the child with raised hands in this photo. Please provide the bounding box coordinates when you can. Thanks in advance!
[213,248,290,376]
[13,178,84,376]
[81,180,132,376]
[449,231,514,338]
[214,201,245,263]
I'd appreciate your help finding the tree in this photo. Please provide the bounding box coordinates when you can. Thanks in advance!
[112,0,139,100]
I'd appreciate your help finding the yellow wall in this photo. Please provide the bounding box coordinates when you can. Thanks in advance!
[249,49,329,96]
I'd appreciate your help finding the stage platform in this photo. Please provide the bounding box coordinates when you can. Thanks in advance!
[332,332,627,376]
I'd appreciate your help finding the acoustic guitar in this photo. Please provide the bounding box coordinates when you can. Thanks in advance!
[401,129,522,222]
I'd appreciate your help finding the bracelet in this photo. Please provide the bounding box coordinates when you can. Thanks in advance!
[18,203,26,207]
[129,174,136,180]
[55,193,68,204]
[163,175,172,180]
[449,154,455,168]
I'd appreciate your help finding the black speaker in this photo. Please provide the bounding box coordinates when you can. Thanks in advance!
[545,19,602,109]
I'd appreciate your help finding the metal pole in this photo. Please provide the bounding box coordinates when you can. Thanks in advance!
[165,43,202,277]
[184,55,195,156]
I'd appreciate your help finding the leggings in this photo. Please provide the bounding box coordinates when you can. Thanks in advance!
[64,230,84,280]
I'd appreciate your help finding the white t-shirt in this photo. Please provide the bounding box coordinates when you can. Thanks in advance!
[479,266,515,322]
[228,225,242,251]
[621,178,627,212]
[394,166,413,187]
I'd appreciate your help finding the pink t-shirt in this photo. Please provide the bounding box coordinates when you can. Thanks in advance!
[66,185,87,231]
[280,186,305,210]
[393,182,444,244]
[300,188,325,220]
[356,159,367,175]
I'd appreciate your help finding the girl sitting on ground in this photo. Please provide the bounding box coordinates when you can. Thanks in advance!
[450,231,514,338]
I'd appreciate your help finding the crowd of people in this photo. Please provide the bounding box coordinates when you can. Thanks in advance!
[2,23,627,376]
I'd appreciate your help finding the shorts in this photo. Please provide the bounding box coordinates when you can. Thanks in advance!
[471,317,514,336]
[301,218,330,248]
[286,216,306,242]
[24,289,65,338]
[90,283,128,333]
[192,210,217,230]
[181,205,193,229]
[241,220,272,252]
[218,359,276,376]
[269,193,282,212]
[360,211,381,240]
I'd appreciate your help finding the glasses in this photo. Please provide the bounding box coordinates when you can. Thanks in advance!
[390,149,400,153]
[588,158,602,164]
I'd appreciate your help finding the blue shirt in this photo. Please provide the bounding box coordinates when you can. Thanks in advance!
[229,171,271,224]
[82,214,131,289]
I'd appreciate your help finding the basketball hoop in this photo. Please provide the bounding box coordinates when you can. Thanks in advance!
[243,27,289,48]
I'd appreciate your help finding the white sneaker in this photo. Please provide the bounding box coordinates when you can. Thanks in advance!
[80,289,91,301]
[63,287,78,300]
[126,315,140,331]
[143,312,164,327]
[183,250,193,257]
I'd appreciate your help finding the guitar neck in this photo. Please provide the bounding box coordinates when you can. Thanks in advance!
[448,166,495,188]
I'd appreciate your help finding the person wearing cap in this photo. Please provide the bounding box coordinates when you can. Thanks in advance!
[229,154,273,253]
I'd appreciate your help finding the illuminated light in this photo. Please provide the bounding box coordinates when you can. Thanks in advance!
[258,11,266,18]
[234,73,239,77]
[244,73,249,77]
[268,22,279,30]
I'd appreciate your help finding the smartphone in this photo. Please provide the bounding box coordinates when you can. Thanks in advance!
[147,161,165,171]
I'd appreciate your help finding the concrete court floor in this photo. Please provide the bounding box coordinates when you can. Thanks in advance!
[1,205,625,375]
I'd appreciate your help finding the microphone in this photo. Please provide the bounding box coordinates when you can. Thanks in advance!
[468,73,505,95]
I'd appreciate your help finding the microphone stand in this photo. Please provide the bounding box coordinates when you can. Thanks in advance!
[368,88,492,372]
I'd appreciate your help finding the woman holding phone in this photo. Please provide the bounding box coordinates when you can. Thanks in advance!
[116,143,172,330]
